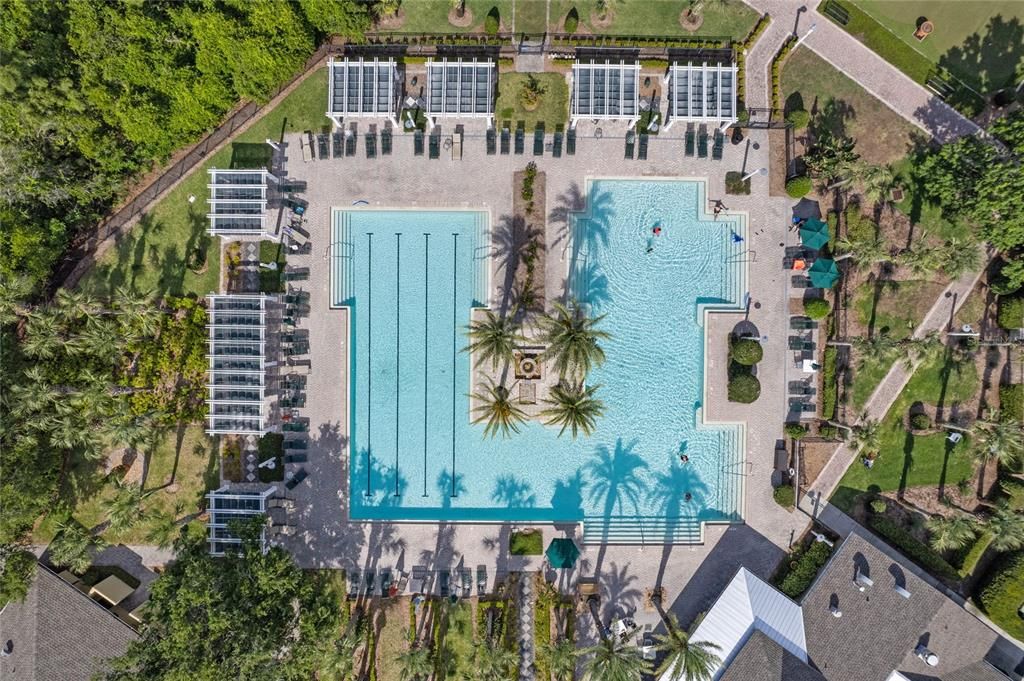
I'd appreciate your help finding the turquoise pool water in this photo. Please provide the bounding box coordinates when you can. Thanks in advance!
[331,179,747,541]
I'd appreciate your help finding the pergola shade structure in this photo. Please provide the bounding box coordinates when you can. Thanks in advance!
[206,295,269,435]
[666,61,738,128]
[424,58,495,120]
[207,169,273,238]
[571,60,640,125]
[206,486,276,555]
[327,56,399,127]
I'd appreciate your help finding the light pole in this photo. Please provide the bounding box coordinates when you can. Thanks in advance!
[741,167,768,182]
[794,23,817,49]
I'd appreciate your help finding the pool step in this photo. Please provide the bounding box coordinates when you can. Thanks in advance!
[582,515,704,545]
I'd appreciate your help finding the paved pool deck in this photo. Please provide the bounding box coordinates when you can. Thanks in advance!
[272,119,810,638]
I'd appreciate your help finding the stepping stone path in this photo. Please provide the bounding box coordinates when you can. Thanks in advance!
[244,434,259,482]
[240,241,260,292]
[518,573,536,680]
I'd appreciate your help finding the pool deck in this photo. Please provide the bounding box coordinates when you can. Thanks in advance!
[274,120,810,638]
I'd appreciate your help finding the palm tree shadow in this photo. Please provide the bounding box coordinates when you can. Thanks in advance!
[491,474,536,508]
[651,460,711,589]
[599,561,642,623]
[584,438,647,576]
[491,213,541,318]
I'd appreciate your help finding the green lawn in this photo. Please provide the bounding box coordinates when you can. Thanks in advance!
[550,0,758,37]
[376,1,515,33]
[853,1,1024,94]
[832,355,978,512]
[78,67,329,299]
[891,155,971,241]
[853,279,947,341]
[495,73,569,130]
[442,602,477,678]
[780,47,919,166]
[35,425,218,544]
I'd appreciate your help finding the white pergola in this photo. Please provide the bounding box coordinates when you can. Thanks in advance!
[664,61,738,130]
[207,169,276,239]
[570,60,641,128]
[327,56,400,128]
[424,58,495,126]
[206,486,277,556]
[206,295,270,435]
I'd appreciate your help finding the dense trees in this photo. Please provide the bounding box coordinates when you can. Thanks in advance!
[0,0,371,293]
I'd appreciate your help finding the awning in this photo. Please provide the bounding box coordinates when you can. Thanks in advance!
[545,538,580,568]
[808,258,840,288]
[88,575,134,607]
[799,218,830,250]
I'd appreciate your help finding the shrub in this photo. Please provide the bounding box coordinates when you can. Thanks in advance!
[910,412,931,430]
[868,516,958,581]
[998,296,1024,329]
[819,424,838,440]
[821,346,838,420]
[1001,384,1024,423]
[786,175,812,198]
[785,423,808,439]
[485,6,500,35]
[773,484,795,508]
[510,529,542,555]
[564,7,579,33]
[1001,479,1024,511]
[731,338,763,365]
[775,540,833,598]
[728,374,761,403]
[0,549,36,607]
[804,297,831,319]
[956,531,993,579]
[786,109,810,129]
[724,171,751,195]
[975,550,1024,640]
[869,499,887,514]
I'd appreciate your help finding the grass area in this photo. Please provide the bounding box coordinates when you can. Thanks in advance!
[495,73,569,130]
[853,0,1024,94]
[853,279,947,340]
[851,353,891,411]
[510,529,543,555]
[78,67,329,299]
[891,155,971,241]
[376,598,413,681]
[442,602,477,677]
[34,425,217,543]
[258,240,287,293]
[780,47,920,166]
[550,0,758,37]
[376,1,515,34]
[832,355,977,512]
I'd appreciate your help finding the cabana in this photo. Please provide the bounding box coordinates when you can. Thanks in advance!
[207,169,277,239]
[424,58,496,127]
[664,61,738,131]
[206,486,277,556]
[206,294,270,435]
[570,60,640,128]
[326,56,400,128]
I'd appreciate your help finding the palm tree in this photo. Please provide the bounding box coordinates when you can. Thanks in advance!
[539,301,611,381]
[541,382,606,439]
[465,310,523,371]
[857,163,896,210]
[926,512,978,552]
[543,639,578,681]
[987,503,1024,553]
[466,641,517,681]
[102,478,152,534]
[851,334,899,368]
[145,508,183,550]
[0,273,34,324]
[901,332,944,369]
[850,418,881,458]
[939,237,981,280]
[8,367,58,418]
[972,414,1024,468]
[55,288,101,323]
[471,376,528,438]
[397,644,433,681]
[900,239,941,277]
[114,286,162,336]
[834,232,890,268]
[582,637,651,681]
[317,629,359,681]
[652,613,721,681]
[49,517,105,573]
[21,311,61,358]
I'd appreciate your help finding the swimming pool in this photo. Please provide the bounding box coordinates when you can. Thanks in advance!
[331,179,747,543]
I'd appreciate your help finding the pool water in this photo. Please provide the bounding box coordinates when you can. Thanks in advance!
[331,179,747,542]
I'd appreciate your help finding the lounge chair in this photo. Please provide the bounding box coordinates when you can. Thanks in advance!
[305,131,315,158]
[788,337,815,351]
[451,129,462,160]
[283,267,310,281]
[486,127,496,155]
[381,128,392,155]
[791,275,813,288]
[624,131,635,159]
[712,129,724,160]
[365,131,377,158]
[439,570,450,598]
[476,565,487,595]
[332,131,343,158]
[788,399,816,413]
[685,124,695,156]
[344,131,357,156]
[533,123,545,156]
[279,396,305,408]
[347,569,361,598]
[500,126,510,154]
[285,468,308,490]
[429,130,440,159]
[317,133,329,159]
[283,453,307,464]
[364,569,376,597]
[414,129,424,156]
[380,568,394,597]
[638,133,649,160]
[282,421,308,432]
[514,122,525,154]
[788,383,817,396]
[697,124,708,158]
[567,127,576,155]
[553,125,563,158]
[284,439,307,450]
[299,135,311,162]
[789,316,818,330]
[459,568,472,597]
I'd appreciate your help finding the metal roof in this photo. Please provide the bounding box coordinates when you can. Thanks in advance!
[207,169,270,237]
[425,58,495,117]
[668,62,738,123]
[205,486,276,556]
[327,57,398,119]
[205,295,269,435]
[571,60,640,121]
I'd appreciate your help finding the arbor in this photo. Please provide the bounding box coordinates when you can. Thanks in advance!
[471,377,528,438]
[541,382,606,439]
[652,614,721,681]
[465,310,523,370]
[104,518,340,680]
[582,637,651,681]
[539,301,611,381]
[926,513,978,552]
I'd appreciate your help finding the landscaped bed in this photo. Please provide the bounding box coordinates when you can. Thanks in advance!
[496,73,569,131]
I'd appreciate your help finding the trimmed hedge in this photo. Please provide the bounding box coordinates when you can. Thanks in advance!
[563,7,579,34]
[484,6,500,35]
[728,374,761,403]
[1000,384,1023,422]
[998,296,1024,330]
[956,531,993,579]
[804,297,831,319]
[770,36,797,110]
[773,484,795,509]
[786,175,812,198]
[785,423,808,439]
[821,346,837,421]
[775,540,833,598]
[725,171,751,195]
[731,338,764,365]
[975,550,1024,641]
[869,516,958,581]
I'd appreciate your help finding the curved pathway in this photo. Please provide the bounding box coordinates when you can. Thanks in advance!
[742,0,980,143]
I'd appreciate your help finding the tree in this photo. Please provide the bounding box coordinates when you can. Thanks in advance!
[971,414,1024,468]
[804,133,860,181]
[834,231,890,268]
[539,301,611,381]
[520,74,547,110]
[652,613,721,681]
[541,382,606,439]
[465,310,523,371]
[102,479,152,534]
[316,628,360,681]
[937,237,981,280]
[851,419,881,458]
[542,639,578,681]
[48,517,104,574]
[988,503,1024,553]
[0,547,37,606]
[926,513,978,552]
[856,162,896,210]
[144,506,184,551]
[582,637,651,681]
[471,377,528,438]
[104,517,340,680]
[465,641,518,681]
[899,239,942,277]
[397,645,433,681]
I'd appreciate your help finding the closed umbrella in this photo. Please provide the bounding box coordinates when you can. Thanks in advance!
[799,218,830,250]
[808,258,840,288]
[545,538,580,568]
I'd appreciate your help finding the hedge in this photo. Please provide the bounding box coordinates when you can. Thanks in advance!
[868,516,958,581]
[773,484,795,509]
[510,529,543,555]
[786,175,812,198]
[998,296,1024,330]
[731,338,763,365]
[775,540,833,599]
[786,109,810,129]
[804,297,831,319]
[975,550,1024,640]
[728,374,761,403]
[956,531,993,579]
[821,346,837,421]
[563,7,579,34]
[770,36,797,110]
[785,423,808,439]
[477,599,508,643]
[910,412,931,430]
[484,6,500,35]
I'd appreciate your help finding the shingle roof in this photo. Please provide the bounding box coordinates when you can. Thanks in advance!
[0,564,138,681]
[719,629,827,681]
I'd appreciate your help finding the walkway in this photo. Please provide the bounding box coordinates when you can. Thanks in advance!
[517,574,536,681]
[742,0,980,143]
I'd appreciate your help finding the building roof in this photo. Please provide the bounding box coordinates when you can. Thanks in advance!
[802,533,1011,681]
[0,564,138,681]
[719,630,827,681]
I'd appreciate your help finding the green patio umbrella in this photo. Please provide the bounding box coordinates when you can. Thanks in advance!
[545,538,580,569]
[808,258,840,289]
[799,218,830,251]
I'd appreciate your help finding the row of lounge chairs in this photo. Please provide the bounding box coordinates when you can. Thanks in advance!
[483,123,575,157]
[684,123,725,160]
[306,126,394,160]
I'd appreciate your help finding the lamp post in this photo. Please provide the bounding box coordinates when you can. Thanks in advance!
[741,167,768,182]
[794,23,817,49]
